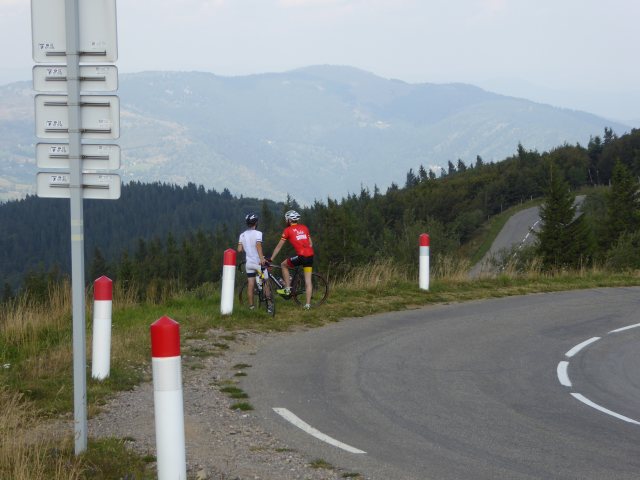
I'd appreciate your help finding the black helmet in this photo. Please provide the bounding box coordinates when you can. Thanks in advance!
[245,213,258,226]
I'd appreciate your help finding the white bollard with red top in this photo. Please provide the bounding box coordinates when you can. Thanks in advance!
[419,233,430,291]
[151,316,187,480]
[220,248,236,315]
[91,276,113,380]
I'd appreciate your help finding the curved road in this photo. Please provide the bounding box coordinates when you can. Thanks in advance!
[470,196,585,277]
[242,288,640,479]
[469,206,541,277]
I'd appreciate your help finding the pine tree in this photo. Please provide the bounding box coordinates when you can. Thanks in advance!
[88,246,109,283]
[260,199,276,241]
[418,165,428,182]
[405,168,418,188]
[536,163,578,268]
[603,160,640,248]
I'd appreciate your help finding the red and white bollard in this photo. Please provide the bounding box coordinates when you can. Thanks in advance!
[91,276,112,380]
[419,233,430,291]
[220,248,236,315]
[151,316,187,480]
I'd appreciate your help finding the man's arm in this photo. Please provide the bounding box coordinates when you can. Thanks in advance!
[271,237,286,261]
[256,241,266,264]
[237,242,244,253]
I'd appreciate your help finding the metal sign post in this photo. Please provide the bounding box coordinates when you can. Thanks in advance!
[31,0,119,455]
[64,0,87,455]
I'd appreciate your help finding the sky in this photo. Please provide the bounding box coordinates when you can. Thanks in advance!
[2,0,639,126]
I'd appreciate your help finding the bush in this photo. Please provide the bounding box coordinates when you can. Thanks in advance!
[605,231,640,270]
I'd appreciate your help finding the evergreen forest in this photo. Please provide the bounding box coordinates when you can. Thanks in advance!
[2,127,640,302]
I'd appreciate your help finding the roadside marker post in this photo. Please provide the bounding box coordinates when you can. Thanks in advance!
[419,233,430,291]
[151,316,187,480]
[221,248,236,315]
[91,276,112,380]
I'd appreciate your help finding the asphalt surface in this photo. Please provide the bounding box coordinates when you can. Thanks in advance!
[469,206,541,277]
[242,288,640,479]
[469,196,584,278]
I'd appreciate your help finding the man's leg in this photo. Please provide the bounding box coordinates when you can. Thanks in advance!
[247,276,256,307]
[280,260,291,289]
[261,267,270,296]
[304,268,313,306]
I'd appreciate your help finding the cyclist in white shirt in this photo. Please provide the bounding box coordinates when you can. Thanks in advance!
[237,213,270,311]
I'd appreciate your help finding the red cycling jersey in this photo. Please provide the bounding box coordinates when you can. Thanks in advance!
[281,223,314,257]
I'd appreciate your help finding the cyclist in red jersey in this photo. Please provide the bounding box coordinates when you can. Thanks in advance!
[270,209,314,309]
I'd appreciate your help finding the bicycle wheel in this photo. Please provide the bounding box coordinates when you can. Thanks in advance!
[263,277,277,316]
[291,272,329,307]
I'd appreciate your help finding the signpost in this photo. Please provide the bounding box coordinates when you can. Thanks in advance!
[33,65,118,93]
[31,0,119,455]
[36,172,121,199]
[35,94,120,139]
[36,143,120,170]
[31,0,118,63]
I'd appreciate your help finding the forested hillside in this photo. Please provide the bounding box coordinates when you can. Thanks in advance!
[2,127,639,300]
[0,182,281,291]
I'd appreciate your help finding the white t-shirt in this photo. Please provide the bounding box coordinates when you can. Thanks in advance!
[238,228,262,271]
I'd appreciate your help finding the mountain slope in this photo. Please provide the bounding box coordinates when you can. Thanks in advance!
[0,65,630,203]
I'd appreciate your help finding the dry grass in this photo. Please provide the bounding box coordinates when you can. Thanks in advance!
[0,281,71,347]
[0,388,82,480]
[334,259,412,289]
[334,256,475,290]
[432,255,472,281]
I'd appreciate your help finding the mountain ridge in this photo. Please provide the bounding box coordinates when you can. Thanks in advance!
[0,65,630,204]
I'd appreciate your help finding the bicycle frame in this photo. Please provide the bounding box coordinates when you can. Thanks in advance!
[237,261,275,315]
[238,260,328,307]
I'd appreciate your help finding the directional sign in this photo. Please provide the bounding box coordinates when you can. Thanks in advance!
[37,172,121,199]
[36,143,120,170]
[35,94,120,139]
[31,0,117,63]
[33,65,118,92]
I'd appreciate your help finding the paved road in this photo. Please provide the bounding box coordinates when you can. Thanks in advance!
[242,288,640,479]
[469,206,541,277]
[470,196,585,277]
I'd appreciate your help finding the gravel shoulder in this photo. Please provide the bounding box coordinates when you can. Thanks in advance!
[90,328,366,480]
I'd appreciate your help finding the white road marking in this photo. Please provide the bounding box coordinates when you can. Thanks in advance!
[565,337,600,358]
[273,407,366,454]
[609,323,640,334]
[557,361,571,387]
[571,393,640,425]
[558,323,640,427]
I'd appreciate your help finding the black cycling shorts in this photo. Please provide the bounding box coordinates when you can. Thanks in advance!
[286,255,313,268]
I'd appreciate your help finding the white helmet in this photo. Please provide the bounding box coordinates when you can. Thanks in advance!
[284,210,301,223]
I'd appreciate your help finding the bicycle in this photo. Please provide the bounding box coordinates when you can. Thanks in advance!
[237,262,275,316]
[266,262,329,307]
[238,261,329,308]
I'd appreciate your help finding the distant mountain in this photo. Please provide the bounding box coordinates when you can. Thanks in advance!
[0,65,630,204]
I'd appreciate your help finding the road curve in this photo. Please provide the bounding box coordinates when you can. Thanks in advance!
[242,287,640,479]
[469,206,541,277]
[469,196,585,278]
